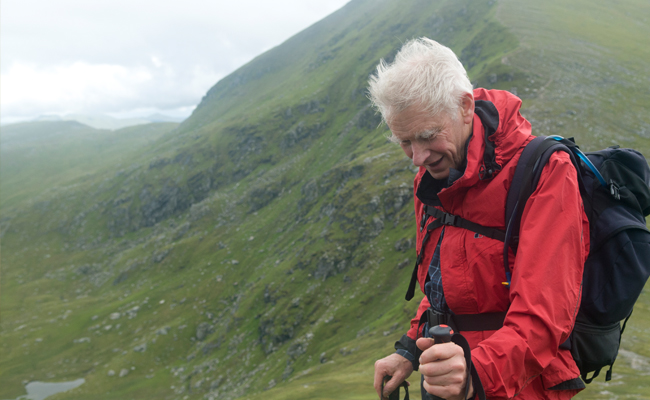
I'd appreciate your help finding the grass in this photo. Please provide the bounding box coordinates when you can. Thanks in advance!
[1,0,649,399]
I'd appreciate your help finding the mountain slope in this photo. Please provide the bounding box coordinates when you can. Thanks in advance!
[0,121,179,210]
[1,0,649,399]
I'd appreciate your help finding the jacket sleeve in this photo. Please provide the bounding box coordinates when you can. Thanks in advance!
[471,152,588,398]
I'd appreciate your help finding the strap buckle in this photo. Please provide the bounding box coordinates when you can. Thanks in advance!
[440,213,458,226]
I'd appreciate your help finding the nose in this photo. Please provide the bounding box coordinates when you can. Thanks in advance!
[411,141,430,167]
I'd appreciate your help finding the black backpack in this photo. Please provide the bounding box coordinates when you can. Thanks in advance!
[406,135,650,383]
[506,136,650,383]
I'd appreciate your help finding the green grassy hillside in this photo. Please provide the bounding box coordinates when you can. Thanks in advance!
[1,0,649,399]
[0,121,179,210]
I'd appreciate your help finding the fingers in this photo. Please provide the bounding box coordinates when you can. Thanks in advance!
[422,378,467,400]
[373,361,386,399]
[416,340,462,364]
[373,354,413,399]
[419,355,466,384]
[380,375,401,399]
[374,359,399,399]
[373,365,403,399]
[417,342,468,400]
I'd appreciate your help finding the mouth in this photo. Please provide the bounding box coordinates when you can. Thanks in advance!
[427,157,443,169]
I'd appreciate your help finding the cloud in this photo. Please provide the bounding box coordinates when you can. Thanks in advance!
[1,59,220,118]
[1,0,350,123]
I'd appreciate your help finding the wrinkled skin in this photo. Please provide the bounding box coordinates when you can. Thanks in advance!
[387,94,474,180]
[373,353,413,399]
[373,338,472,400]
[416,338,473,400]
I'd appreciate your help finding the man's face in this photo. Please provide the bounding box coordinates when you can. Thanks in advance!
[388,103,473,180]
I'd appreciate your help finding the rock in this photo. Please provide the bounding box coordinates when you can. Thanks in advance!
[281,362,294,381]
[152,249,170,263]
[394,238,414,252]
[356,106,382,130]
[156,326,170,335]
[340,346,359,356]
[110,312,121,320]
[119,368,129,377]
[287,342,307,359]
[320,352,327,363]
[267,379,277,389]
[137,183,192,228]
[313,253,349,280]
[201,340,221,355]
[126,306,140,319]
[134,344,147,352]
[210,376,224,390]
[196,322,214,341]
[397,258,410,269]
[249,185,281,212]
[73,337,91,344]
[107,370,115,376]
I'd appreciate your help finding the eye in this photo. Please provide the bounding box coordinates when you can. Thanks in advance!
[400,140,411,146]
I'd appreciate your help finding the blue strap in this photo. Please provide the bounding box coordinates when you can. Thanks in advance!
[548,136,607,187]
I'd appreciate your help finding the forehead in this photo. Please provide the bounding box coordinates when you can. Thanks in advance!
[388,106,448,138]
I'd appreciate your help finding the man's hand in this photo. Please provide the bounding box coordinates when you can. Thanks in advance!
[416,338,473,400]
[374,353,414,399]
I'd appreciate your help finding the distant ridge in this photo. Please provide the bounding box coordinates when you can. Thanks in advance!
[26,112,185,130]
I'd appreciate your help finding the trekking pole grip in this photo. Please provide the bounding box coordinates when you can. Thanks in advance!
[429,324,453,344]
[427,325,453,400]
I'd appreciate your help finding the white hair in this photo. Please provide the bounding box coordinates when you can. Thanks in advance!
[367,37,473,124]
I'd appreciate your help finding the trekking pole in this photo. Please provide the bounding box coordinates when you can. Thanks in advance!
[427,325,453,400]
[382,376,409,400]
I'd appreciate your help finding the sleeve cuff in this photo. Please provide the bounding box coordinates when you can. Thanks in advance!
[395,334,419,371]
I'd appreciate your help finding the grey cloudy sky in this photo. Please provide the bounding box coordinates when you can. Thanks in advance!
[0,0,350,124]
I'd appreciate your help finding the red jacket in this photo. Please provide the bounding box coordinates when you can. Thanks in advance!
[407,89,589,399]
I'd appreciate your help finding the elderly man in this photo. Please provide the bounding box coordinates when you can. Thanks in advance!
[369,38,588,399]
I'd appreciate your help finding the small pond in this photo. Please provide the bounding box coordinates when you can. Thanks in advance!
[9,378,85,400]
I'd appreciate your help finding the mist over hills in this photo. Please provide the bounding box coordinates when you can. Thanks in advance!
[1,0,649,399]
[27,113,186,130]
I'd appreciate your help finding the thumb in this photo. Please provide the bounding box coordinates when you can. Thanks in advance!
[416,337,435,352]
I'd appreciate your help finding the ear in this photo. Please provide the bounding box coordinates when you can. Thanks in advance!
[459,92,474,125]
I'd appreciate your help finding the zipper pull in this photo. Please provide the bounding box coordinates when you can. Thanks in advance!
[420,206,429,232]
[609,180,621,200]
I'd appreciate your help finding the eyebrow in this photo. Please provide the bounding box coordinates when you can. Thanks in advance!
[415,127,442,140]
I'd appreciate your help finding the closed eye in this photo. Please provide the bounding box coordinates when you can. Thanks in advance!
[417,128,441,141]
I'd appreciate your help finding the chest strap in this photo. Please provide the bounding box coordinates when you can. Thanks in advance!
[405,205,507,301]
[424,206,506,242]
